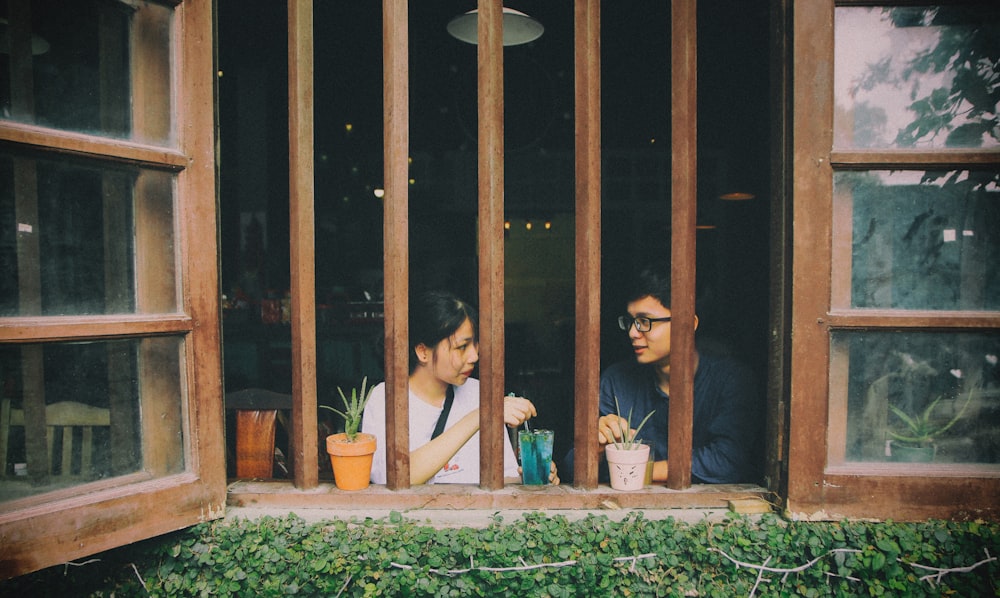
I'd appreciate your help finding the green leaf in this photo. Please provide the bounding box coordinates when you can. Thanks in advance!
[871,551,887,571]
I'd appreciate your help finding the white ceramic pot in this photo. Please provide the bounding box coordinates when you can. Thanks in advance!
[605,443,651,491]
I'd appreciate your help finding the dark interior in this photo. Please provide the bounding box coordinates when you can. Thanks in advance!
[216,2,772,476]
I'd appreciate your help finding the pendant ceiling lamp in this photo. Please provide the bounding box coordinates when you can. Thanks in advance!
[447,7,544,47]
[0,18,50,55]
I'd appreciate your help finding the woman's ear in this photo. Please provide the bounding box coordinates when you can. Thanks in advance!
[415,343,431,365]
[693,314,700,331]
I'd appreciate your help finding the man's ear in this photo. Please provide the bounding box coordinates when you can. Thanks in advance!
[693,314,700,331]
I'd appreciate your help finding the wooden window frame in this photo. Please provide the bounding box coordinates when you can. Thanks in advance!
[229,0,770,511]
[0,0,225,578]
[786,0,1000,521]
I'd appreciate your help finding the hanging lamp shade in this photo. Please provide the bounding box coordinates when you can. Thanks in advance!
[447,8,544,46]
[0,18,50,55]
[719,191,756,201]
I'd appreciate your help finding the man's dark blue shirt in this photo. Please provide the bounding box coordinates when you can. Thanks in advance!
[599,353,762,484]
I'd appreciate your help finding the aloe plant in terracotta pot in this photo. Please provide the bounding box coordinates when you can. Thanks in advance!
[321,377,376,490]
[605,396,655,491]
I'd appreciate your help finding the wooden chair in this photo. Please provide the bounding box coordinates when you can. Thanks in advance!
[1,399,111,477]
[225,389,292,478]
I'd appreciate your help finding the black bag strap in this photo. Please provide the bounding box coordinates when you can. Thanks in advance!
[431,385,455,439]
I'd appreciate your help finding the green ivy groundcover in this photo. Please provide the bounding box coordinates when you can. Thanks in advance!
[3,511,998,596]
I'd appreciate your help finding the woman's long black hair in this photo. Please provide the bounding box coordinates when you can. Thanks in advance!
[408,290,479,374]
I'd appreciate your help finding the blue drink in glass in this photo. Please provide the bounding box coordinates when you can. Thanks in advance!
[518,429,554,485]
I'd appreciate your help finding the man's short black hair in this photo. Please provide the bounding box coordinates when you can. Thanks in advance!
[627,263,672,307]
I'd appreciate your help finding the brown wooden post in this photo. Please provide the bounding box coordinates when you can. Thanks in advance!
[573,0,601,489]
[764,0,792,498]
[383,0,411,489]
[8,0,47,482]
[289,0,318,488]
[477,0,505,490]
[668,0,697,489]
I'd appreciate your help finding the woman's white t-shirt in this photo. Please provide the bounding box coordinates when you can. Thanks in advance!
[362,378,519,484]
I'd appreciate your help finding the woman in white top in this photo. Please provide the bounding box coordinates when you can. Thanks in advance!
[363,290,559,485]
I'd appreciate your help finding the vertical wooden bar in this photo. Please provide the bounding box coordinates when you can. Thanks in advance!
[100,1,132,470]
[131,5,171,144]
[138,337,183,475]
[826,337,849,465]
[134,171,177,313]
[98,4,128,136]
[135,170,184,475]
[787,0,835,512]
[573,0,601,489]
[9,0,47,481]
[289,0,318,488]
[103,174,134,474]
[132,2,183,480]
[383,0,410,489]
[12,160,39,317]
[179,0,228,505]
[477,0,504,490]
[20,345,47,481]
[830,182,854,309]
[764,0,792,496]
[668,0,697,489]
[8,0,35,121]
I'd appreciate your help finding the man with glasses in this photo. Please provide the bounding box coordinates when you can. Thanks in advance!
[587,265,761,484]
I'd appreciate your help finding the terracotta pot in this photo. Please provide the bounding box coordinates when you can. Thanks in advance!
[326,432,377,490]
[605,443,650,491]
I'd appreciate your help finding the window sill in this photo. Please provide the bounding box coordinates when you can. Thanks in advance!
[227,480,771,512]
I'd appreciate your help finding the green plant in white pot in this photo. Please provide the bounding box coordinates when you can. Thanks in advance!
[320,377,376,490]
[888,384,975,463]
[604,396,655,490]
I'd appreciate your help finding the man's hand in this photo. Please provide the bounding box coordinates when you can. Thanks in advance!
[597,414,633,445]
[503,395,538,428]
[515,460,561,486]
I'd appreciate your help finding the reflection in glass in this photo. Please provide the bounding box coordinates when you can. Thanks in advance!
[0,338,186,504]
[836,330,1000,465]
[0,0,173,143]
[837,170,1000,310]
[0,151,177,316]
[834,5,1000,150]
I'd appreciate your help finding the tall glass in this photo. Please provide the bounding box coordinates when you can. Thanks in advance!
[641,440,655,486]
[518,429,554,485]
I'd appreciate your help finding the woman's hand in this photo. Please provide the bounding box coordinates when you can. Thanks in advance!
[503,394,538,428]
[597,414,633,445]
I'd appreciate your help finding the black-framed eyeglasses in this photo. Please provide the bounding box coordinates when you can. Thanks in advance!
[618,315,671,332]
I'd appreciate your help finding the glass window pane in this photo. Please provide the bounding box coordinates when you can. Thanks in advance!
[1,0,173,144]
[834,5,1000,150]
[836,169,1000,310]
[0,150,177,316]
[835,330,1000,466]
[0,337,186,504]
